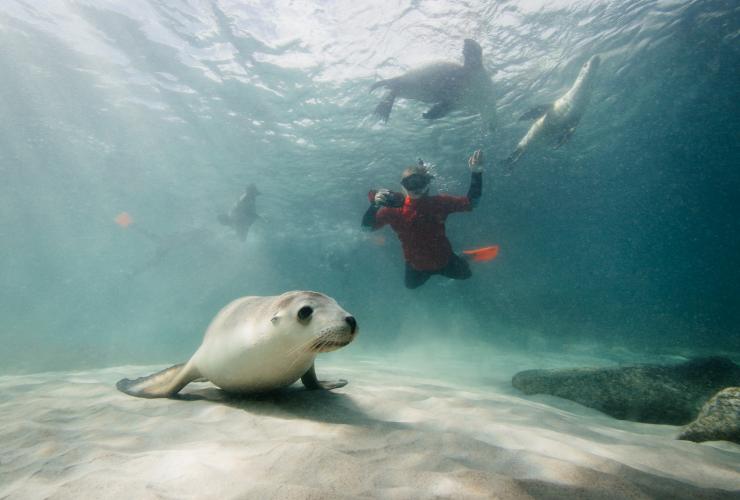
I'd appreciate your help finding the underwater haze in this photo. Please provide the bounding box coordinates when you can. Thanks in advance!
[1,0,739,374]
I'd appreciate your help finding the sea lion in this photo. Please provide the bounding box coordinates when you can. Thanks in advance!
[218,183,261,242]
[117,291,358,398]
[370,39,496,126]
[502,55,601,170]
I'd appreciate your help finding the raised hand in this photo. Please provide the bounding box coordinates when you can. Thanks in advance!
[468,149,484,173]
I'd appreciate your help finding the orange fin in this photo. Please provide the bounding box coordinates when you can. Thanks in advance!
[462,245,499,262]
[114,212,133,228]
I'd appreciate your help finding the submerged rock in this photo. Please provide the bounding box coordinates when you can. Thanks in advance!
[677,387,740,444]
[511,357,740,425]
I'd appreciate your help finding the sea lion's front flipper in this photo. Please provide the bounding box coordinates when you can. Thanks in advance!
[301,363,348,391]
[500,148,524,174]
[116,361,201,399]
[554,127,576,148]
[374,90,397,122]
[370,78,397,93]
[423,100,453,119]
[519,104,551,121]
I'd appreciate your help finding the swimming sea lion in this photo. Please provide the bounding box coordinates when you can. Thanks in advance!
[218,183,261,242]
[502,55,601,170]
[117,291,358,398]
[371,39,496,126]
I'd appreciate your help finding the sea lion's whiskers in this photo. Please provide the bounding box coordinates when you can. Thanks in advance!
[285,352,306,370]
[286,336,318,357]
[284,337,322,369]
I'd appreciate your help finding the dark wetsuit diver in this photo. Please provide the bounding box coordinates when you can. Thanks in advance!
[362,150,484,289]
[219,183,261,242]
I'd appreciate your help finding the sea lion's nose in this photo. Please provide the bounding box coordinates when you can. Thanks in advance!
[345,316,357,334]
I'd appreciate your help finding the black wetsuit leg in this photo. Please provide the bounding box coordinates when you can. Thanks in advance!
[405,264,432,289]
[439,254,472,280]
[405,254,470,289]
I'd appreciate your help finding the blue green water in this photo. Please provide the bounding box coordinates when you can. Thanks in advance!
[0,0,738,373]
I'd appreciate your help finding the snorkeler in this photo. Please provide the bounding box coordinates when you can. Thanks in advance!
[362,150,498,289]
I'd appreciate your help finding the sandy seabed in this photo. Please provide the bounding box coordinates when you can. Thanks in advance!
[1,347,738,500]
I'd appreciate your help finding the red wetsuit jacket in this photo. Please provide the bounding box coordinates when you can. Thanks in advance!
[368,193,472,271]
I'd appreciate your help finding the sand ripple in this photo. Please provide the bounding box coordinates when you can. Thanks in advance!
[1,356,738,499]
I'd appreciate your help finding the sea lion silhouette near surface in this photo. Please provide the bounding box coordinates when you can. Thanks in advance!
[117,291,358,398]
[371,39,496,127]
[502,55,601,171]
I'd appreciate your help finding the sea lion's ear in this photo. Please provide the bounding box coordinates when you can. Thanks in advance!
[271,316,279,325]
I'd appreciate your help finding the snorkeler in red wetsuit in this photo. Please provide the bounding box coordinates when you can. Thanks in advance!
[362,150,493,289]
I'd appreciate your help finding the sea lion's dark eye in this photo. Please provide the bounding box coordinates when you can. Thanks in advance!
[297,306,313,321]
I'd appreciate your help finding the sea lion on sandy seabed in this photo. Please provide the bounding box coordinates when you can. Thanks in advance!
[117,291,358,398]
